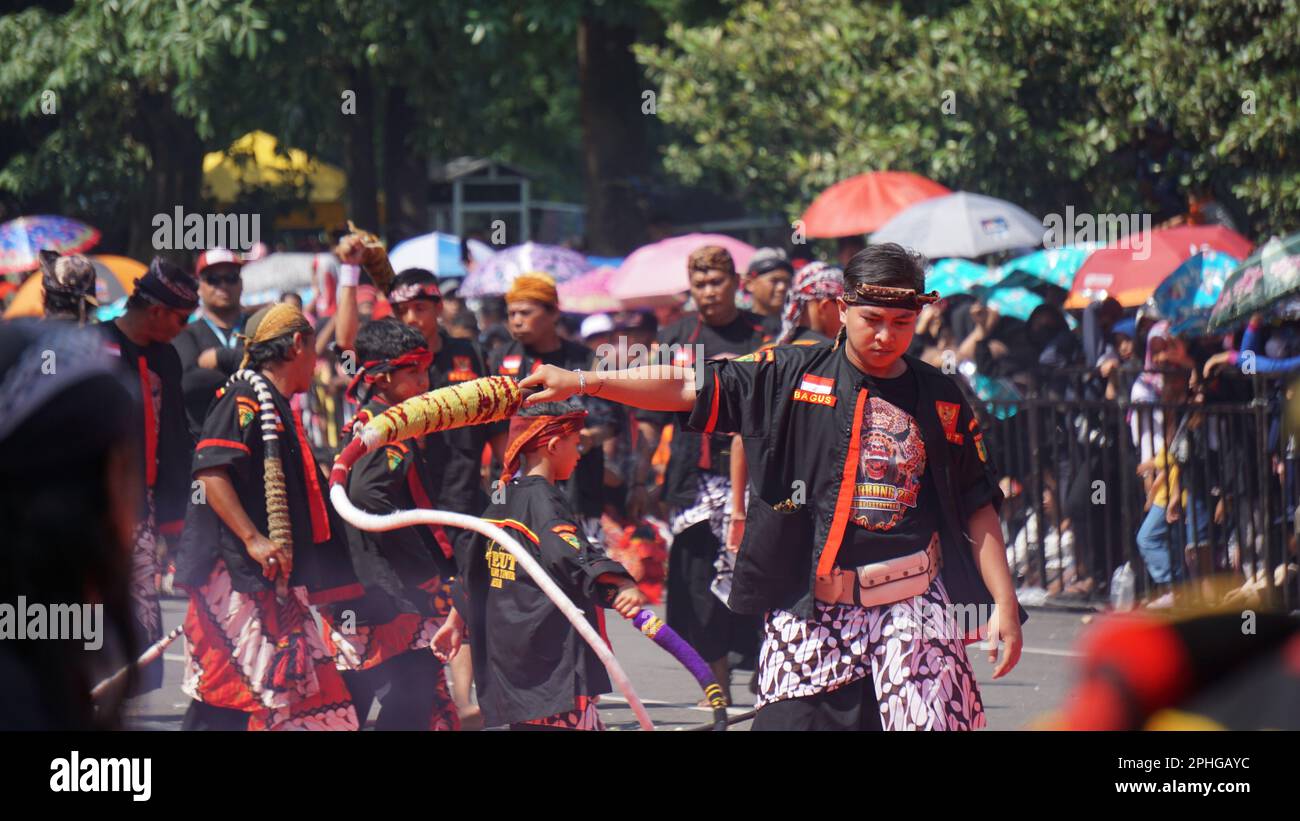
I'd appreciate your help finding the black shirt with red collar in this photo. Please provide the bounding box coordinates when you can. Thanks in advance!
[426,329,491,519]
[98,320,193,537]
[173,375,361,604]
[487,336,617,519]
[342,397,457,625]
[642,309,770,508]
[688,335,1025,628]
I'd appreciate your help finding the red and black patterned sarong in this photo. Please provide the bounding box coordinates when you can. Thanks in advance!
[181,560,359,731]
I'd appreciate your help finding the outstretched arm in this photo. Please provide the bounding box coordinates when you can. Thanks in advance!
[518,364,697,412]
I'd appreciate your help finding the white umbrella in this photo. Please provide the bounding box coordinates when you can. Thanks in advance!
[869,192,1043,259]
[389,232,467,278]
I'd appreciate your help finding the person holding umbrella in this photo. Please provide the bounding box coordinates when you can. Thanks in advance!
[521,244,1025,730]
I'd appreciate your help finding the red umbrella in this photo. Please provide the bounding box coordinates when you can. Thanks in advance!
[800,171,950,238]
[1066,225,1255,308]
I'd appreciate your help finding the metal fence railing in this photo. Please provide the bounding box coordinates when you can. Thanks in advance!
[967,366,1299,611]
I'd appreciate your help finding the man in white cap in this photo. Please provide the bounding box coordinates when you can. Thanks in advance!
[173,249,249,377]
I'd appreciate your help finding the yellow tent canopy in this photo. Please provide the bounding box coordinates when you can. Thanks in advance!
[202,131,346,204]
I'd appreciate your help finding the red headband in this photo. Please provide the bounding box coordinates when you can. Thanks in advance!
[501,411,587,483]
[345,347,434,400]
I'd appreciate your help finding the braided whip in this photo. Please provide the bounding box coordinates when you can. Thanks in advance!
[328,375,658,730]
[235,369,293,600]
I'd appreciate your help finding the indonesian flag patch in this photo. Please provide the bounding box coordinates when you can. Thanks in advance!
[499,354,522,375]
[792,373,836,406]
[936,401,963,445]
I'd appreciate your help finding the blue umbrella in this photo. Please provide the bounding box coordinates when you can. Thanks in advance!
[926,259,1001,298]
[1152,250,1240,336]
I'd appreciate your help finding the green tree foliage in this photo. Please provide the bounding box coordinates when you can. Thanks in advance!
[638,0,1300,238]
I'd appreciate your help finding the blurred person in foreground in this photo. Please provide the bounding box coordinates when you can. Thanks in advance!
[96,257,199,694]
[173,303,361,731]
[0,321,139,729]
[522,244,1025,730]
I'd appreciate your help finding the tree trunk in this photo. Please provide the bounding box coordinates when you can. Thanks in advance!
[128,91,205,266]
[382,84,427,246]
[577,16,650,255]
[344,67,381,233]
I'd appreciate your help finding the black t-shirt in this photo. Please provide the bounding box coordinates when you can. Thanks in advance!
[488,337,617,518]
[833,363,941,568]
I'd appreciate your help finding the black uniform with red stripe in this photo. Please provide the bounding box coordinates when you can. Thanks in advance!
[98,321,192,536]
[173,378,359,603]
[487,338,617,520]
[641,310,769,506]
[426,329,491,519]
[453,475,632,727]
[330,398,461,730]
[688,334,1028,627]
[343,399,456,625]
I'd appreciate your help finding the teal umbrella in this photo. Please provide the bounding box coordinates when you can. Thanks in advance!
[1209,232,1300,330]
[1151,250,1240,336]
[925,258,1001,298]
[995,243,1099,292]
[983,286,1044,321]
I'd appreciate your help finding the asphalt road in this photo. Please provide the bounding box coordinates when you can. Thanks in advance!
[123,596,1094,731]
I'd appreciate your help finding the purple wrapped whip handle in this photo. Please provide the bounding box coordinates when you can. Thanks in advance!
[633,609,729,731]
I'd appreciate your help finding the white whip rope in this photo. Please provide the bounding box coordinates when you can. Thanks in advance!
[328,484,655,731]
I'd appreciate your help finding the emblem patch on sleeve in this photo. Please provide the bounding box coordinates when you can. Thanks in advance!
[385,446,407,472]
[552,523,581,549]
[974,432,989,463]
[236,396,258,429]
[936,401,963,445]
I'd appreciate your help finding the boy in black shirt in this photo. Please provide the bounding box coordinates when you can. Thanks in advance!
[435,401,646,730]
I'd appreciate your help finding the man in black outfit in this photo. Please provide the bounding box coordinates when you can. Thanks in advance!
[637,245,770,704]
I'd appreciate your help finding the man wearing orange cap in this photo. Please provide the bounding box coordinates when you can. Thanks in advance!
[487,273,618,549]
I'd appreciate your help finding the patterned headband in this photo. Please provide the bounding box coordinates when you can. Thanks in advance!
[841,282,940,311]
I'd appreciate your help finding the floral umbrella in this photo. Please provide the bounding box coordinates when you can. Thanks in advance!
[0,215,101,275]
[460,242,591,298]
[1208,231,1300,331]
[1150,250,1240,336]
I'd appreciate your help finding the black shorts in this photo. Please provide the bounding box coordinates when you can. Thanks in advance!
[751,677,883,731]
[665,521,759,663]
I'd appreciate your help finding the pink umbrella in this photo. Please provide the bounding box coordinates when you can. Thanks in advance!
[609,234,756,302]
[558,266,622,314]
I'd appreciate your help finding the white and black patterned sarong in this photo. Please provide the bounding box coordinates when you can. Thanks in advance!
[757,577,985,730]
